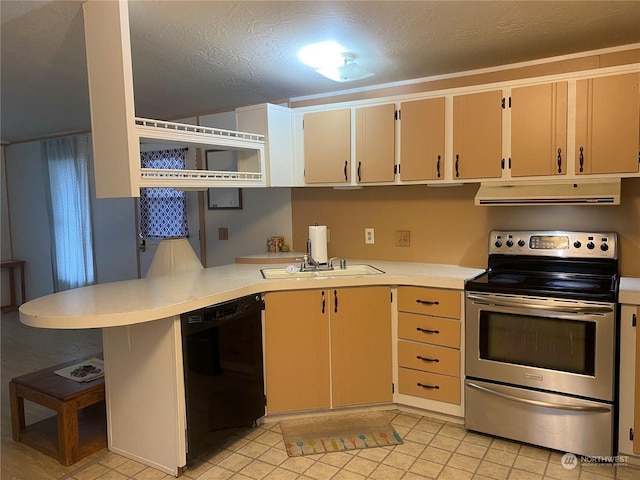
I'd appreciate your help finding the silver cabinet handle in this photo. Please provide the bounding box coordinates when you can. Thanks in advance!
[466,294,613,314]
[467,382,610,413]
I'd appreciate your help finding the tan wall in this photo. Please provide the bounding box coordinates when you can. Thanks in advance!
[291,178,640,277]
[290,49,640,108]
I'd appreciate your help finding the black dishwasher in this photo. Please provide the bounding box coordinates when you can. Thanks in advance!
[181,294,265,460]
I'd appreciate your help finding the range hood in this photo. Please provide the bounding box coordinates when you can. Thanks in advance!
[475,179,621,206]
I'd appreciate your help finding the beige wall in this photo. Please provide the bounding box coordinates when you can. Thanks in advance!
[291,177,640,277]
[290,48,640,108]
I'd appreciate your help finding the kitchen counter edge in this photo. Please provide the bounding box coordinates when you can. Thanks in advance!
[620,277,640,305]
[19,260,485,330]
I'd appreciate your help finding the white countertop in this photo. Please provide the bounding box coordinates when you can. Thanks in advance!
[19,260,484,329]
[620,277,640,305]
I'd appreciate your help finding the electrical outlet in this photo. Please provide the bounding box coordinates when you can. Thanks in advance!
[396,230,410,247]
[327,228,331,243]
[365,228,375,244]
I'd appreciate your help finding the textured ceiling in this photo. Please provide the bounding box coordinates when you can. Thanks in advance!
[1,1,639,143]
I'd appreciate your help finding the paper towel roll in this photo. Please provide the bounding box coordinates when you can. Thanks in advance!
[309,225,328,264]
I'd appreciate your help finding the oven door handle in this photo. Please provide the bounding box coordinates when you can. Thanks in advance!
[466,294,613,314]
[467,382,611,413]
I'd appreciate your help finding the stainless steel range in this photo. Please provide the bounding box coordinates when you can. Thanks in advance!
[464,230,619,457]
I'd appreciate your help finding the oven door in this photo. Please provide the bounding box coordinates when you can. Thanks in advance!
[465,291,616,402]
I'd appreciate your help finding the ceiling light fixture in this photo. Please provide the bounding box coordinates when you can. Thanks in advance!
[317,53,374,83]
[298,41,374,83]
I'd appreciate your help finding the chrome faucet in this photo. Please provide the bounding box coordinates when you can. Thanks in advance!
[299,239,336,272]
[305,239,320,269]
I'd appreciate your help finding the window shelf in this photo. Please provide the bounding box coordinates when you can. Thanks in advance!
[136,117,266,190]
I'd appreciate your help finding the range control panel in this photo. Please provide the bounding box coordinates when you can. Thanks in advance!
[488,230,617,259]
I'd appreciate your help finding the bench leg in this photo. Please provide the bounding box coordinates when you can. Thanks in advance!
[58,400,79,466]
[9,381,25,442]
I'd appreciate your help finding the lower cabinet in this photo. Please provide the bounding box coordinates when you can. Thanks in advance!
[264,286,392,414]
[263,290,331,413]
[619,303,640,455]
[636,305,640,454]
[396,286,462,407]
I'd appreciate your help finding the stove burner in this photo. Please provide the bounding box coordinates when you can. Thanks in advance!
[489,274,526,285]
[545,279,601,290]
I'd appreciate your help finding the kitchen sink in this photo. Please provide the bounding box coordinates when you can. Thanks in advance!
[260,264,384,279]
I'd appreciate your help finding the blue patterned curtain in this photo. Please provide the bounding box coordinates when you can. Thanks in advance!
[139,148,189,238]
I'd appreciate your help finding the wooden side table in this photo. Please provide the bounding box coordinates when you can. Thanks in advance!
[1,260,26,312]
[9,354,107,466]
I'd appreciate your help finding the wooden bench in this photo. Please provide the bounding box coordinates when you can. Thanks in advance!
[9,354,107,466]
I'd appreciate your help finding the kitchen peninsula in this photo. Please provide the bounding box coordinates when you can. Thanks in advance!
[17,257,640,475]
[19,259,483,476]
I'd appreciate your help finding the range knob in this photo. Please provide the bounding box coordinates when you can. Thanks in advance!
[495,240,502,248]
[518,239,526,247]
[587,242,595,250]
[506,239,514,247]
[573,241,582,248]
[600,243,609,252]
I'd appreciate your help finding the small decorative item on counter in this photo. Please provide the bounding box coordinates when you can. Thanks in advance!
[267,236,285,252]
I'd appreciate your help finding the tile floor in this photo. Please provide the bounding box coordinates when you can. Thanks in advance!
[53,409,640,480]
[2,311,639,480]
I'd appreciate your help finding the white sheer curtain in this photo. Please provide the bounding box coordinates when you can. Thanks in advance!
[43,136,95,291]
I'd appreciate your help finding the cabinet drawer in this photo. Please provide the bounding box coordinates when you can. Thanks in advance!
[397,286,460,318]
[398,312,460,349]
[398,368,460,404]
[398,340,459,377]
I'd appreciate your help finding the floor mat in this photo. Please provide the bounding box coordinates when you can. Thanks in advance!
[280,411,403,456]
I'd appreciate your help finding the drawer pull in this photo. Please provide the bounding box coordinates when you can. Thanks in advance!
[416,327,440,334]
[417,383,440,390]
[416,299,439,306]
[417,356,439,363]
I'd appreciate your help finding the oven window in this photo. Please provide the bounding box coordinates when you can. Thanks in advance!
[479,312,596,375]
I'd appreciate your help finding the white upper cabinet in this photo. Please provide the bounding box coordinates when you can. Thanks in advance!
[236,104,301,187]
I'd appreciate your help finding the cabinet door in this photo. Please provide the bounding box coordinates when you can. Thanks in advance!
[400,97,445,181]
[635,306,640,454]
[576,73,640,174]
[511,82,568,177]
[303,109,351,183]
[453,90,503,179]
[330,286,392,407]
[264,290,330,413]
[355,104,396,183]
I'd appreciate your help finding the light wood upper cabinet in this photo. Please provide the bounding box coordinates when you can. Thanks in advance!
[510,82,568,177]
[452,90,503,180]
[264,287,392,413]
[303,109,351,183]
[331,286,392,407]
[399,97,445,181]
[575,72,640,175]
[264,290,330,414]
[355,104,396,183]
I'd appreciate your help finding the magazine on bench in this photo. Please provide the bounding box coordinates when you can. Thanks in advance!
[54,358,104,382]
